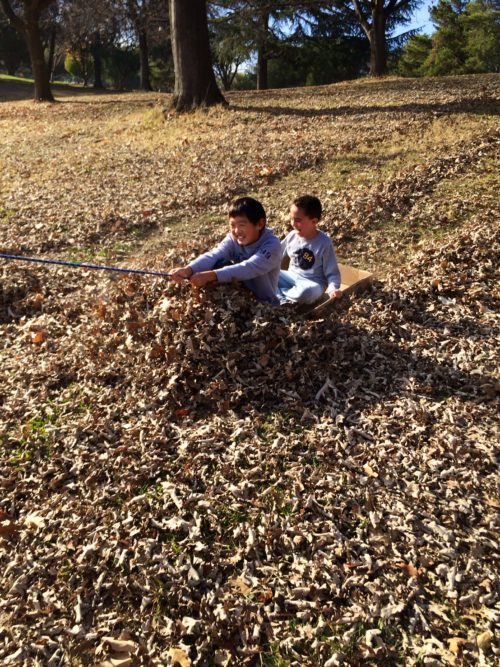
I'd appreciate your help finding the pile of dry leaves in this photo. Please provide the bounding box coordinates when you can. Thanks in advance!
[1,213,498,665]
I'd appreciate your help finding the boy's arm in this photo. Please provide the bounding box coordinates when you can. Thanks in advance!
[281,237,289,258]
[322,239,341,294]
[188,235,234,274]
[215,238,281,283]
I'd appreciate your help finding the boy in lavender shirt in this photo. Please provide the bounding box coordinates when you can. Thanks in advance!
[278,195,342,305]
[171,197,281,305]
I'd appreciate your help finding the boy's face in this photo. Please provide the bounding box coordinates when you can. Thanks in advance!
[230,215,265,245]
[290,205,318,240]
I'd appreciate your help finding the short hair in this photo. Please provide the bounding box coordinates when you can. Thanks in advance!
[293,195,322,220]
[229,197,266,225]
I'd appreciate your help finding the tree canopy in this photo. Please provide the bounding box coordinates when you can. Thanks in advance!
[1,0,498,104]
[397,0,500,77]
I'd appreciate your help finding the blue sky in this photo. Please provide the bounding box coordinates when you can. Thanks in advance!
[405,0,436,35]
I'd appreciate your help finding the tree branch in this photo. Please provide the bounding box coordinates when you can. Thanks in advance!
[351,0,371,34]
[0,0,25,32]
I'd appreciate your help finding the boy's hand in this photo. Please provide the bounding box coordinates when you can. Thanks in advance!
[170,266,193,283]
[328,289,342,299]
[190,270,217,289]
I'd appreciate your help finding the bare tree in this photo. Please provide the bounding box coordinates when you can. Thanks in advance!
[59,0,117,89]
[169,0,226,110]
[120,0,152,90]
[1,0,56,100]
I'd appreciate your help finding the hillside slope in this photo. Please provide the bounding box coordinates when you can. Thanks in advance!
[1,75,499,666]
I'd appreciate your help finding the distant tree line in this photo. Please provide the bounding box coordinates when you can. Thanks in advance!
[0,1,498,105]
[397,0,499,77]
[0,0,171,99]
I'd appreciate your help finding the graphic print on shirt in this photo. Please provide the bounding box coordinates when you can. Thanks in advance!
[294,247,316,270]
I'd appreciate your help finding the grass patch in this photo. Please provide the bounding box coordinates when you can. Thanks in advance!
[261,645,291,667]
[0,206,15,222]
[0,73,86,89]
[0,74,35,85]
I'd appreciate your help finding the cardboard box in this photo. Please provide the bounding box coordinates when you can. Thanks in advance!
[337,263,374,296]
[303,262,374,317]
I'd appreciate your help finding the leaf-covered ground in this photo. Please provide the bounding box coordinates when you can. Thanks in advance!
[0,74,499,666]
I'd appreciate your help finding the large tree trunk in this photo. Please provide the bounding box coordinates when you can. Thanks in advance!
[91,33,104,89]
[352,0,388,77]
[26,13,54,100]
[0,0,55,101]
[257,50,268,90]
[168,0,226,111]
[369,3,387,76]
[256,10,270,90]
[138,29,152,91]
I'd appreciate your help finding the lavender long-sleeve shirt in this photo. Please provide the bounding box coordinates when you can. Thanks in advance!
[281,229,341,292]
[188,227,281,304]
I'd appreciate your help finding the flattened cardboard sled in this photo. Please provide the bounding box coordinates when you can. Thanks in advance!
[302,262,374,317]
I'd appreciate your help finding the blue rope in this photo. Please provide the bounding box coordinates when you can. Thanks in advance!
[0,253,173,278]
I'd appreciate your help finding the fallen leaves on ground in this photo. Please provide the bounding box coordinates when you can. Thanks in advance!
[0,74,499,666]
[1,215,498,665]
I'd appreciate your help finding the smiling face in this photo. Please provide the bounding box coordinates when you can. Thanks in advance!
[290,204,319,240]
[230,214,265,245]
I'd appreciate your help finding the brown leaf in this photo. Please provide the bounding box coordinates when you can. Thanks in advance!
[168,647,191,667]
[0,521,19,536]
[31,330,45,344]
[476,630,493,650]
[258,353,270,367]
[448,637,466,654]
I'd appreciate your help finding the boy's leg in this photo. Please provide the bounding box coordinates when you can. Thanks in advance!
[277,270,297,304]
[277,271,324,305]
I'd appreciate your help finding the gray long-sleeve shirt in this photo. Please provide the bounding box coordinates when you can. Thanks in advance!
[188,227,281,304]
[281,229,341,292]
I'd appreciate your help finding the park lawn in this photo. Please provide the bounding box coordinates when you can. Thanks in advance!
[0,74,499,666]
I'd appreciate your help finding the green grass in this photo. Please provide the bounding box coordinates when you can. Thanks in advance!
[0,73,83,88]
[0,74,35,84]
[0,206,15,221]
[261,646,291,667]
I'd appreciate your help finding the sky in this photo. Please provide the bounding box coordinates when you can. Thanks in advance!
[404,0,437,35]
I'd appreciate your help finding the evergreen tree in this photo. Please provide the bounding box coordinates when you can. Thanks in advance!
[461,0,500,72]
[424,0,468,75]
[395,33,432,75]
[347,0,423,76]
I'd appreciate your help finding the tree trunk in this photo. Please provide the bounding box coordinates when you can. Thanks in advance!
[257,50,268,90]
[168,0,226,111]
[369,3,387,76]
[138,29,152,91]
[351,0,388,77]
[1,0,55,101]
[47,25,56,82]
[26,14,54,100]
[92,33,104,89]
[256,10,269,90]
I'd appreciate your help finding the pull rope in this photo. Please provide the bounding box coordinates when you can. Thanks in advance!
[0,253,173,278]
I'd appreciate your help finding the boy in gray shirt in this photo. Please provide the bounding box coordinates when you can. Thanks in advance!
[171,197,281,305]
[278,195,341,305]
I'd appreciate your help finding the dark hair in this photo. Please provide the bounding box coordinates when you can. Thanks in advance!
[229,197,266,225]
[293,195,322,220]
